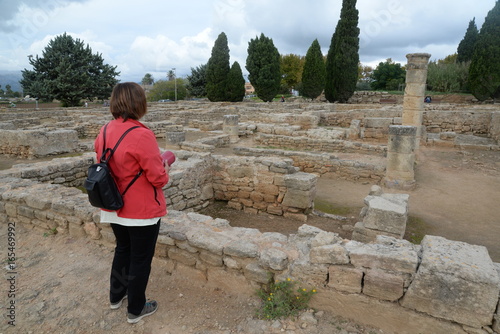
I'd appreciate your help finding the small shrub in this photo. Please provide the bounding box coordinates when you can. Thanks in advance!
[256,277,317,320]
[43,228,58,237]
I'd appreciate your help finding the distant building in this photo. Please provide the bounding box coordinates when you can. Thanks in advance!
[245,82,255,95]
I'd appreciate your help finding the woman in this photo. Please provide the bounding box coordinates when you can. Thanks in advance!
[94,82,169,324]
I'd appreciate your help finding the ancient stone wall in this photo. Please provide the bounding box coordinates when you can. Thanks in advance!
[347,91,404,104]
[1,167,499,332]
[0,155,92,188]
[423,110,494,135]
[0,129,81,159]
[212,156,316,221]
[255,133,387,155]
[233,147,385,183]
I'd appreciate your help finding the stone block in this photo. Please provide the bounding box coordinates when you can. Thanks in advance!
[223,256,241,269]
[157,234,175,246]
[311,231,342,247]
[401,235,500,328]
[283,172,317,191]
[186,229,231,255]
[17,205,35,219]
[351,222,401,243]
[328,265,363,293]
[168,248,198,266]
[346,239,420,274]
[83,222,101,240]
[176,240,199,253]
[363,270,404,301]
[5,203,17,217]
[362,195,408,236]
[255,183,279,196]
[224,240,259,258]
[244,262,271,284]
[290,263,328,287]
[364,117,393,129]
[199,250,223,267]
[267,204,283,216]
[310,244,349,265]
[259,248,288,271]
[282,189,314,209]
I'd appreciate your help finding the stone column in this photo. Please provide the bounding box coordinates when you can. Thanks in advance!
[223,115,239,143]
[385,125,417,190]
[402,53,431,149]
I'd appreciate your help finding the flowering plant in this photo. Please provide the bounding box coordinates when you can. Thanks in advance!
[256,277,317,320]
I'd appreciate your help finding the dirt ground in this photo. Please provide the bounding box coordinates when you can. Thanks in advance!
[1,135,499,333]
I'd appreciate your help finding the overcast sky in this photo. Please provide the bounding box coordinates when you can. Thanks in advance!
[0,0,496,82]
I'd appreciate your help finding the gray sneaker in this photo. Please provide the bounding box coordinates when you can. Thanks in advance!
[110,295,127,310]
[127,300,158,324]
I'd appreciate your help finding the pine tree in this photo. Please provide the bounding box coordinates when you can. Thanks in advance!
[186,64,208,97]
[301,39,326,100]
[457,18,479,63]
[20,33,119,106]
[226,61,245,102]
[206,32,230,102]
[469,1,500,101]
[246,33,281,102]
[325,0,360,103]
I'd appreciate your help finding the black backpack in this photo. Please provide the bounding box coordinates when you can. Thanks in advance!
[84,124,143,210]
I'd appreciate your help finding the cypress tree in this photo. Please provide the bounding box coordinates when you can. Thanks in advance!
[246,33,281,102]
[301,39,326,100]
[457,18,479,63]
[226,61,245,102]
[325,0,360,103]
[206,32,230,102]
[469,1,500,101]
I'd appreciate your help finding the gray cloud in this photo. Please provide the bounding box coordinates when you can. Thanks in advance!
[0,0,89,32]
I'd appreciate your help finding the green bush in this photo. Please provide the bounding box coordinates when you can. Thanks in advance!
[426,61,470,93]
[256,277,317,320]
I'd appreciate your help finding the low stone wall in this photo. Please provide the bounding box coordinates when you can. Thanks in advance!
[212,156,316,221]
[233,147,385,183]
[0,129,81,159]
[423,110,494,135]
[320,107,499,142]
[240,113,320,130]
[1,171,499,332]
[255,133,387,155]
[347,91,404,104]
[0,155,92,188]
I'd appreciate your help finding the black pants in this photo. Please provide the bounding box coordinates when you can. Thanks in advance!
[109,220,160,315]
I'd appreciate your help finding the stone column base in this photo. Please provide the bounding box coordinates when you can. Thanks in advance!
[383,178,416,191]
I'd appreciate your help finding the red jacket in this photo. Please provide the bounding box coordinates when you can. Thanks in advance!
[94,118,169,219]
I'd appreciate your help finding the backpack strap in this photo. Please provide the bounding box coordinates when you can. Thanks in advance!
[99,123,144,196]
[100,124,141,163]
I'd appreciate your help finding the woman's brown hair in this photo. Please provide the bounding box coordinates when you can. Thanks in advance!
[110,82,147,121]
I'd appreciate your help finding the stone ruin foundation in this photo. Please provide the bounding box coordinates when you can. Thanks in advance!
[0,100,499,333]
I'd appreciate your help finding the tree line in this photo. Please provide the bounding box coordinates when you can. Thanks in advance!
[19,0,499,106]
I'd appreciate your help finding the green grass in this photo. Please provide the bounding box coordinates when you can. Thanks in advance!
[313,198,361,217]
[404,215,430,244]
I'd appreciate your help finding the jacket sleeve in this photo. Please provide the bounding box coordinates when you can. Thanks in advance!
[133,129,169,188]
